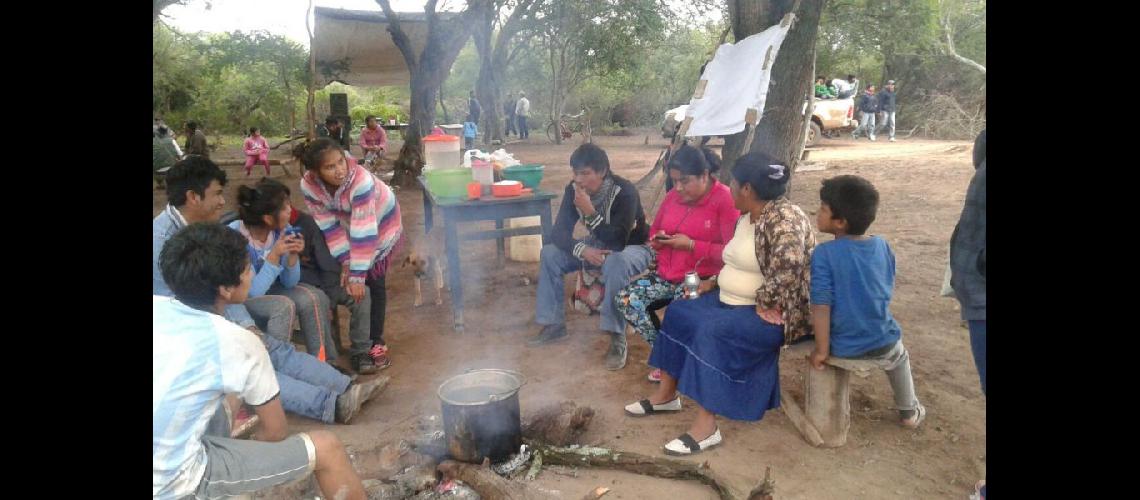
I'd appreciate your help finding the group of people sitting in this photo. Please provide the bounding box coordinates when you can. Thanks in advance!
[153,137,403,499]
[527,142,924,456]
[154,134,929,497]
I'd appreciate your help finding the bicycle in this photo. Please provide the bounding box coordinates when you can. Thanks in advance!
[546,108,590,143]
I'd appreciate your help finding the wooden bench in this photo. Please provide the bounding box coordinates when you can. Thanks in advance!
[778,341,880,448]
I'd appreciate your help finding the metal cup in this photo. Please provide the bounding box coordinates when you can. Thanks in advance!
[683,271,701,299]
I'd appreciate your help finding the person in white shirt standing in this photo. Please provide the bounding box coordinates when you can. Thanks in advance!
[153,223,366,500]
[515,91,531,140]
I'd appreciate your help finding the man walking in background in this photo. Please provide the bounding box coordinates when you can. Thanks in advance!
[515,91,530,140]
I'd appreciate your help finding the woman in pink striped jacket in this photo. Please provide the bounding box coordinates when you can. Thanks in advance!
[299,138,404,368]
[244,127,271,176]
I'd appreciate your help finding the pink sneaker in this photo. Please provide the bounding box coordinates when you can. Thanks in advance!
[369,344,392,370]
[647,368,662,383]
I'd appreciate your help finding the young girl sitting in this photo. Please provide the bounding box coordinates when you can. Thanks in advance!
[243,127,271,176]
[299,138,404,368]
[229,178,339,363]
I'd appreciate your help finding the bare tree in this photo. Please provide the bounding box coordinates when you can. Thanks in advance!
[720,0,825,193]
[375,0,494,185]
[473,0,541,145]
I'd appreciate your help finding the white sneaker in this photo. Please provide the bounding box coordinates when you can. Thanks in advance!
[624,396,682,416]
[664,428,723,455]
[889,137,896,142]
[869,136,877,141]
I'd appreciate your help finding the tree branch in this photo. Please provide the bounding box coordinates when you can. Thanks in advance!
[940,1,985,74]
[374,0,419,70]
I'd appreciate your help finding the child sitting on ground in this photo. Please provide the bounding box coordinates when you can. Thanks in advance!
[463,115,478,150]
[809,175,926,428]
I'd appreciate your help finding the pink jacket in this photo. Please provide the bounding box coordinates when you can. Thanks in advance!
[649,179,740,283]
[244,136,269,158]
[360,126,388,152]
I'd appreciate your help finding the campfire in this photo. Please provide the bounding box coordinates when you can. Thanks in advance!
[260,397,776,500]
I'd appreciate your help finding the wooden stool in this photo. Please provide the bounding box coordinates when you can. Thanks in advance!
[779,341,879,448]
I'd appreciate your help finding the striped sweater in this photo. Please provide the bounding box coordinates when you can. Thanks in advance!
[300,163,403,284]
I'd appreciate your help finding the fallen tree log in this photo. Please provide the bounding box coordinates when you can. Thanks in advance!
[526,442,744,500]
[437,460,558,500]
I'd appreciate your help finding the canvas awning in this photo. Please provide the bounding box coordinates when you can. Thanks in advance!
[312,7,447,87]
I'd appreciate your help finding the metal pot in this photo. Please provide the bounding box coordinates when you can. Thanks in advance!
[437,369,527,463]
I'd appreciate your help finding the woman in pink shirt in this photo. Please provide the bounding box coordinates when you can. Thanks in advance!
[359,115,388,171]
[615,144,740,382]
[243,127,271,176]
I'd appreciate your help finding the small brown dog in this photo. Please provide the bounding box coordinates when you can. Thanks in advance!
[402,231,447,307]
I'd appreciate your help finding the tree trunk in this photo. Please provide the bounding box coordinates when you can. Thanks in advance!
[473,6,503,145]
[721,0,825,194]
[306,0,317,140]
[378,0,493,186]
[438,83,451,125]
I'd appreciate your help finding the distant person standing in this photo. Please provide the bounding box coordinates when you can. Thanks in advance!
[876,80,898,142]
[515,91,530,140]
[468,90,482,125]
[504,99,518,137]
[852,85,879,141]
[832,74,859,99]
[185,121,210,159]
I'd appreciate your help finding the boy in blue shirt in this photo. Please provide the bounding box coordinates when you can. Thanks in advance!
[463,114,478,150]
[809,175,925,428]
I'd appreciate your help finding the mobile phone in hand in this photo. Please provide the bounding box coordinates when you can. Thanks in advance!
[653,234,673,241]
[284,225,302,238]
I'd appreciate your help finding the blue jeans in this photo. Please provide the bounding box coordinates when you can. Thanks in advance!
[517,116,528,139]
[535,244,653,339]
[877,111,896,139]
[263,335,350,423]
[968,320,986,395]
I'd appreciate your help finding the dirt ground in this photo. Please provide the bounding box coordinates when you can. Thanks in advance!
[152,130,984,499]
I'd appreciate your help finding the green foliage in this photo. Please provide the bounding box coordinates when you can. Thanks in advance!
[153,24,309,136]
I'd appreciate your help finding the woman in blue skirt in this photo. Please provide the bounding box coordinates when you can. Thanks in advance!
[623,151,817,455]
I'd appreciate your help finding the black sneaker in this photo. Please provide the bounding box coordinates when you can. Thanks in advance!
[527,324,568,347]
[352,353,379,375]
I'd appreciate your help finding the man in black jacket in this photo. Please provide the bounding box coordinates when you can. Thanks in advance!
[295,209,381,374]
[528,143,652,370]
[876,80,898,142]
[852,85,879,141]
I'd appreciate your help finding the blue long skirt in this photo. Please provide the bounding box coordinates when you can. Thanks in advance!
[648,292,784,421]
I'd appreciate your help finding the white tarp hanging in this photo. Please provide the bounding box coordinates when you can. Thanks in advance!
[683,22,793,137]
[312,7,438,87]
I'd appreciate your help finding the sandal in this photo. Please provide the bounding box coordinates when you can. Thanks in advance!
[370,344,392,370]
[647,368,662,383]
[624,396,682,417]
[663,428,722,456]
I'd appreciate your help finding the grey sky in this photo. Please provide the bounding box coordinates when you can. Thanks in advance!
[162,0,722,47]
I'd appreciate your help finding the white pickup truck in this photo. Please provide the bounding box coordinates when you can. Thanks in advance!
[662,97,856,147]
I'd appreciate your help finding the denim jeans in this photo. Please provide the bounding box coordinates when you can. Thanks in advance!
[968,320,986,395]
[517,116,529,139]
[242,295,295,342]
[877,111,896,139]
[263,334,350,423]
[324,285,373,358]
[366,274,387,346]
[267,282,338,360]
[853,112,877,139]
[535,244,653,343]
[505,115,517,136]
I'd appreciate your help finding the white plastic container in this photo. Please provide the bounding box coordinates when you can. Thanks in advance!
[423,134,461,170]
[506,216,542,262]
